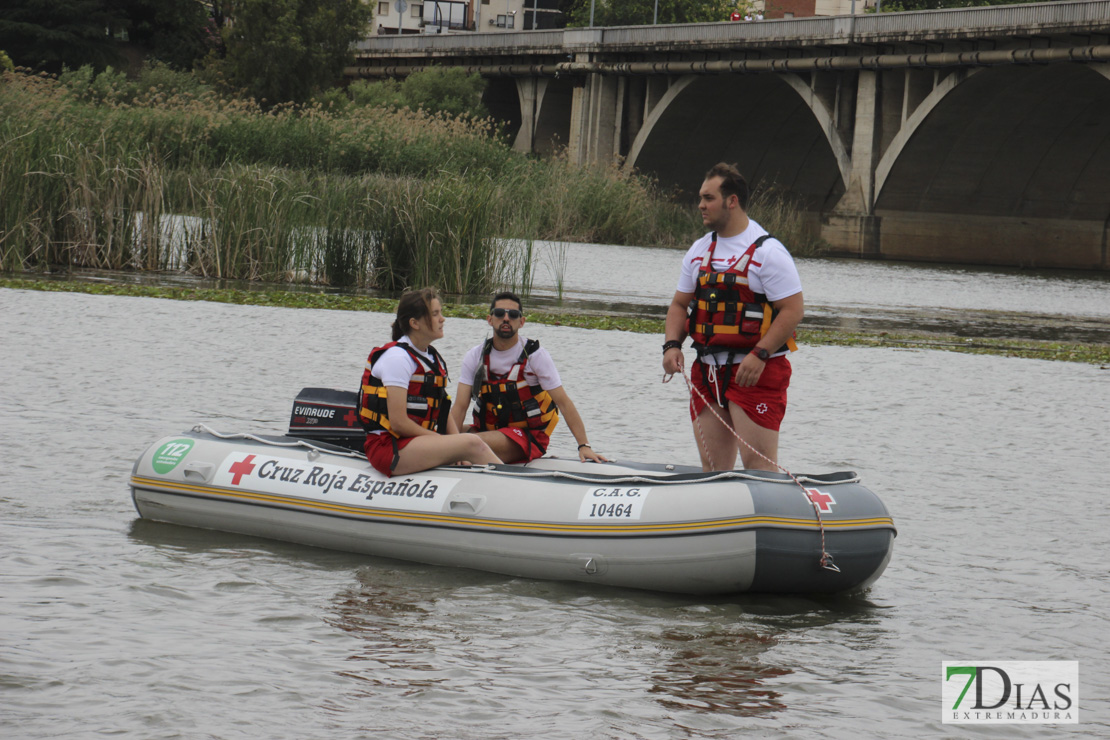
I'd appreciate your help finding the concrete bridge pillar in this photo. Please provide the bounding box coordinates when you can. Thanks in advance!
[567,64,624,165]
[823,70,881,255]
[512,77,549,154]
[567,57,589,165]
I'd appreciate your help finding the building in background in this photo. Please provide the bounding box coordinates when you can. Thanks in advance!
[752,0,871,19]
[374,0,561,33]
[373,0,427,34]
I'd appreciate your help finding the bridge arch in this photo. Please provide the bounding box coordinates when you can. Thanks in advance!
[624,73,847,211]
[627,73,852,196]
[873,68,980,206]
[776,74,852,196]
[625,75,698,175]
[873,63,1110,266]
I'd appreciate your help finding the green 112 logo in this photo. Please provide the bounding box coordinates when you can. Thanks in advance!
[151,438,195,474]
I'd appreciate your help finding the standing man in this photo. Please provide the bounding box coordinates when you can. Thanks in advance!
[451,292,609,464]
[662,163,804,472]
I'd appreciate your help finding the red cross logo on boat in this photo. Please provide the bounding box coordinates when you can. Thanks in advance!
[805,488,836,513]
[228,454,257,485]
[344,408,359,427]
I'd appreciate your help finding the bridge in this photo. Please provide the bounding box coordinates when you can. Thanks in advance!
[349,1,1110,269]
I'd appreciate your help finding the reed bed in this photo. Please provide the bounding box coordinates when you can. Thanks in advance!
[746,185,827,257]
[500,157,696,248]
[1,68,821,294]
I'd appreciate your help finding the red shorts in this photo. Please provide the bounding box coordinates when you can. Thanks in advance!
[363,433,415,477]
[689,357,791,431]
[473,427,549,462]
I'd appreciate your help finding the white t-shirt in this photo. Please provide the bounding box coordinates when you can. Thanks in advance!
[457,336,562,391]
[370,336,442,388]
[677,220,802,363]
[677,220,802,300]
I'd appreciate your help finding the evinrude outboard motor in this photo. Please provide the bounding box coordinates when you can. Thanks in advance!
[287,387,364,452]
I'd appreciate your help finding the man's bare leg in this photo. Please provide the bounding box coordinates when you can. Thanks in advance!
[728,403,779,471]
[691,402,780,472]
[692,402,740,472]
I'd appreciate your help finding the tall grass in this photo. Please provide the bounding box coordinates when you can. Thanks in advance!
[0,71,524,291]
[167,167,516,290]
[747,185,827,257]
[0,129,168,271]
[0,67,822,296]
[500,157,696,248]
[369,172,507,292]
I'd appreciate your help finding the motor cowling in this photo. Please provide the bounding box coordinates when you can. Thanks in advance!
[287,387,364,451]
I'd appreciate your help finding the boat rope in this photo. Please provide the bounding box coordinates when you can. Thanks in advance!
[191,424,368,460]
[666,368,841,573]
[468,466,856,485]
[191,425,858,487]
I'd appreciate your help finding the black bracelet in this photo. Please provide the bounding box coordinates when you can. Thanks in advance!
[577,443,591,450]
[662,339,683,353]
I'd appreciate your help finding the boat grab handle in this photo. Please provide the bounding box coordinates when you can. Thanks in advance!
[448,495,485,514]
[182,462,215,483]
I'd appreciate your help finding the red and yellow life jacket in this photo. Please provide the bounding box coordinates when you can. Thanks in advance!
[688,232,797,357]
[359,341,450,438]
[471,338,559,436]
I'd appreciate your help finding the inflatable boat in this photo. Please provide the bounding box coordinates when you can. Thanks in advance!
[129,389,896,596]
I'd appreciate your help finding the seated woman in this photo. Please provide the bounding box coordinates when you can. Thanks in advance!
[358,287,503,477]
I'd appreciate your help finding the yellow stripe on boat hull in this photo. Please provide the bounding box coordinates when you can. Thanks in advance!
[131,475,895,537]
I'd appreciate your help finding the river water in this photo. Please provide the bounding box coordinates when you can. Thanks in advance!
[522,241,1110,344]
[2,255,1108,738]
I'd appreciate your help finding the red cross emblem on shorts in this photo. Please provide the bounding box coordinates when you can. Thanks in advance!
[805,488,836,513]
[228,454,257,485]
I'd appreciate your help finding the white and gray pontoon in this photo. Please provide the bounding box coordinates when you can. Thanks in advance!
[130,389,896,596]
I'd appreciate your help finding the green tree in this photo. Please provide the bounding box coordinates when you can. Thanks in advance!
[0,50,14,72]
[216,0,372,105]
[400,67,487,119]
[565,0,734,27]
[347,78,405,109]
[116,0,213,70]
[343,68,488,119]
[0,1,126,72]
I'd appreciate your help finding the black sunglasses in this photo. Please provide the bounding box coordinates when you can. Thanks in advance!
[491,308,522,319]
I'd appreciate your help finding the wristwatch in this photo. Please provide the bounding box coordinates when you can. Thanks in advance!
[754,347,771,361]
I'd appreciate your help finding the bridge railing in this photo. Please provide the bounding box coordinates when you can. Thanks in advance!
[353,29,567,54]
[852,0,1110,39]
[352,0,1110,56]
[587,18,845,47]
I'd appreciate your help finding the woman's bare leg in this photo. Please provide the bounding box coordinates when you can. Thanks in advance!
[392,434,502,476]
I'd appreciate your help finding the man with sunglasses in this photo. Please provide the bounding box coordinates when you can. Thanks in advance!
[451,292,608,464]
